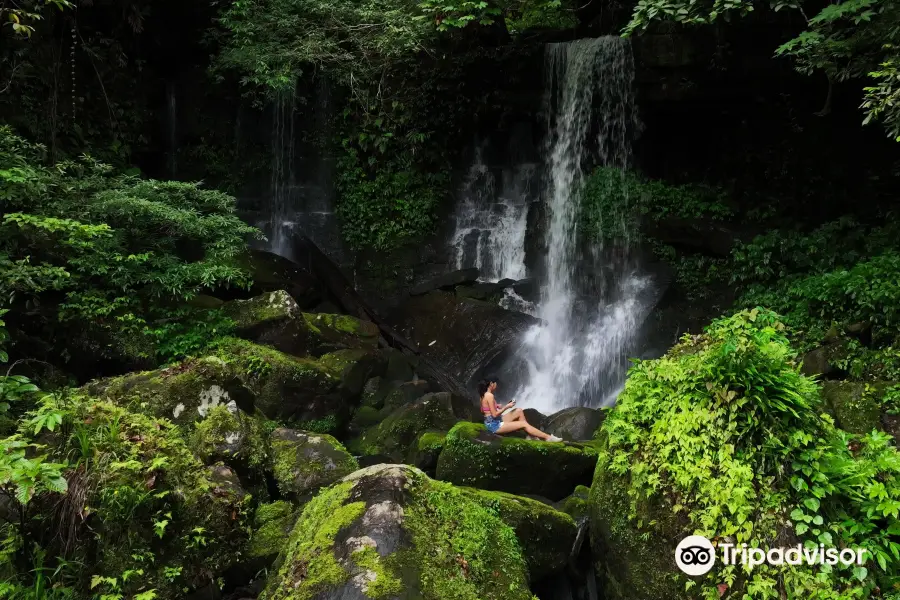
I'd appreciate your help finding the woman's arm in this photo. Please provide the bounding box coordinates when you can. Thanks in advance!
[485,393,502,418]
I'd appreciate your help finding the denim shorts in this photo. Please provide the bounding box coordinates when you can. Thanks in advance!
[484,415,502,433]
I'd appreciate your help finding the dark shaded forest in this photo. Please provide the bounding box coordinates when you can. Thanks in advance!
[2,0,900,598]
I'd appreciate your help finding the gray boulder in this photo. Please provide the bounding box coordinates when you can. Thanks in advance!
[262,464,534,600]
[270,428,359,499]
[387,291,541,397]
[545,407,606,441]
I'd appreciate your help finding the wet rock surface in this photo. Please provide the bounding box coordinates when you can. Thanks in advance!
[387,291,541,397]
[544,406,606,441]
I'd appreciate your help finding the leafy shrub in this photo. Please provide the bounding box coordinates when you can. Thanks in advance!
[335,146,445,251]
[729,217,897,288]
[728,218,900,380]
[580,167,733,244]
[0,126,260,365]
[1,391,251,598]
[738,250,900,347]
[602,308,900,597]
[146,308,236,364]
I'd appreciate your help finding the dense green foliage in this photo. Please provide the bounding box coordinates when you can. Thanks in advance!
[580,167,733,243]
[600,308,900,597]
[728,218,900,384]
[1,389,252,599]
[335,147,445,250]
[0,126,258,366]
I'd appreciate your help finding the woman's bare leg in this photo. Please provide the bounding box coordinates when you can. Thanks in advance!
[501,408,525,423]
[496,419,552,440]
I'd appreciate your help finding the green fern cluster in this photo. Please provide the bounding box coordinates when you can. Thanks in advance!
[601,308,900,597]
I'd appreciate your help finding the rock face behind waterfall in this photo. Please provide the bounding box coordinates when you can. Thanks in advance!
[387,291,541,397]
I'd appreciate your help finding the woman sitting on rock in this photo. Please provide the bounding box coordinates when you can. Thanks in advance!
[479,378,562,442]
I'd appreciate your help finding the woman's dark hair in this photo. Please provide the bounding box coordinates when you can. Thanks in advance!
[476,377,497,399]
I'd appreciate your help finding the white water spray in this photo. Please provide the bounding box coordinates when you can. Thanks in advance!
[516,37,650,413]
[450,147,532,282]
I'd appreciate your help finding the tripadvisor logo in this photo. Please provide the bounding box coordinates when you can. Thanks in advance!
[675,535,868,576]
[676,535,716,576]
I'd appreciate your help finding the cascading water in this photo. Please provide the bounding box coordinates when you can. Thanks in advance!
[259,82,344,263]
[515,36,652,413]
[267,88,297,258]
[450,146,532,282]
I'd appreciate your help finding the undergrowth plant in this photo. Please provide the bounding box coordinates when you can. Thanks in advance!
[0,126,260,366]
[0,391,251,599]
[728,218,900,377]
[580,167,733,244]
[335,145,445,251]
[601,308,900,598]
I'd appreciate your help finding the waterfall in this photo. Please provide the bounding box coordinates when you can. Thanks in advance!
[260,82,346,263]
[267,87,298,258]
[515,37,651,412]
[450,146,532,282]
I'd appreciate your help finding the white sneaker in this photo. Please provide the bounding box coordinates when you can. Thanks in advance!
[546,435,563,442]
[526,435,538,440]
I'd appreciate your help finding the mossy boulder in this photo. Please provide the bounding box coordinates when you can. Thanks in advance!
[244,248,323,309]
[360,376,386,408]
[407,430,447,473]
[84,354,255,426]
[262,463,534,600]
[557,484,591,522]
[270,427,359,499]
[459,487,577,582]
[248,500,300,562]
[88,338,365,425]
[19,396,252,599]
[544,407,605,441]
[317,348,388,398]
[435,422,598,501]
[223,290,307,356]
[226,340,358,422]
[382,348,418,383]
[355,393,462,461]
[381,379,432,414]
[302,312,380,355]
[189,404,269,471]
[821,380,893,434]
[348,405,384,435]
[223,291,380,358]
[588,434,687,600]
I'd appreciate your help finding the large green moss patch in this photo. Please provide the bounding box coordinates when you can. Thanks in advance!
[263,464,535,600]
[435,421,597,501]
